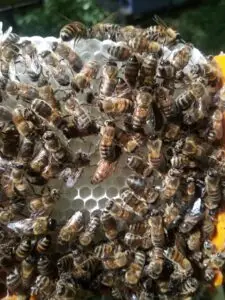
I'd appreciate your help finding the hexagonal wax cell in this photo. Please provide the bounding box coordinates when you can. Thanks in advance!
[106,187,118,198]
[79,186,91,199]
[72,198,85,210]
[85,199,97,211]
[98,197,108,209]
[93,186,105,199]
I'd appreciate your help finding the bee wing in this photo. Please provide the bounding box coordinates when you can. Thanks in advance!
[190,198,202,216]
[1,26,12,43]
[7,218,33,235]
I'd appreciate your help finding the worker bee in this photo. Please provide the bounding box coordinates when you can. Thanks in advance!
[191,59,222,88]
[57,252,75,274]
[42,130,71,164]
[58,211,84,243]
[125,251,145,285]
[107,42,131,61]
[14,238,32,261]
[99,121,118,162]
[72,59,99,91]
[52,41,83,72]
[21,255,36,289]
[147,138,166,171]
[115,77,132,99]
[170,153,195,170]
[79,215,100,246]
[99,60,118,98]
[31,275,55,297]
[31,98,67,132]
[126,174,146,195]
[18,138,35,165]
[164,246,193,276]
[208,109,223,142]
[156,86,174,119]
[163,202,180,230]
[129,220,149,235]
[19,40,37,59]
[124,54,140,88]
[106,198,137,222]
[0,121,20,159]
[90,23,121,41]
[103,249,130,270]
[56,273,79,299]
[204,168,221,211]
[132,89,153,131]
[100,208,119,240]
[146,247,164,279]
[144,15,181,46]
[7,216,57,236]
[6,268,21,293]
[60,21,88,42]
[171,44,193,70]
[179,198,204,233]
[121,189,148,217]
[99,96,133,115]
[182,136,212,163]
[187,230,201,252]
[29,187,60,217]
[29,148,49,174]
[91,158,117,184]
[148,215,165,248]
[202,211,215,239]
[6,81,40,102]
[127,155,152,177]
[138,53,158,87]
[156,60,176,87]
[124,232,152,250]
[180,277,199,296]
[160,168,181,201]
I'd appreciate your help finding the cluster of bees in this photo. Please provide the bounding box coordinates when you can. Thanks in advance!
[0,16,224,300]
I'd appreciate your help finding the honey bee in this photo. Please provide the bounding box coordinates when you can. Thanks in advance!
[7,216,57,236]
[29,187,60,217]
[107,42,131,61]
[129,37,162,56]
[52,41,83,72]
[124,232,152,250]
[146,247,164,279]
[156,60,176,86]
[19,40,37,59]
[147,138,166,171]
[60,21,88,42]
[124,54,140,88]
[204,168,221,211]
[103,249,130,270]
[64,96,94,131]
[163,202,180,230]
[6,268,21,293]
[31,98,67,132]
[114,77,132,99]
[126,174,146,195]
[19,138,35,164]
[57,252,75,274]
[132,89,153,131]
[192,59,222,88]
[14,238,32,261]
[31,275,55,298]
[187,230,201,251]
[208,109,223,142]
[121,189,148,217]
[42,130,71,164]
[125,251,145,285]
[56,273,79,299]
[72,60,99,91]
[35,235,52,254]
[182,136,212,163]
[115,128,144,153]
[144,15,181,46]
[37,255,55,277]
[106,198,137,222]
[148,215,165,248]
[160,168,181,201]
[202,211,215,239]
[30,148,49,174]
[21,256,36,289]
[170,153,195,170]
[0,121,20,159]
[99,60,118,98]
[180,277,199,296]
[58,211,84,243]
[99,121,118,162]
[91,158,117,184]
[100,209,119,240]
[90,23,121,41]
[127,155,152,177]
[99,96,133,115]
[12,105,41,139]
[179,198,204,233]
[6,81,40,102]
[138,53,158,87]
[171,44,193,70]
[164,246,193,276]
[79,215,100,246]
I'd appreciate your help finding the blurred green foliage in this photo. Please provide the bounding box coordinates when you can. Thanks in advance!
[13,0,107,37]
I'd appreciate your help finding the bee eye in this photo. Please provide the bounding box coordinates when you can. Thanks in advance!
[48,218,57,231]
